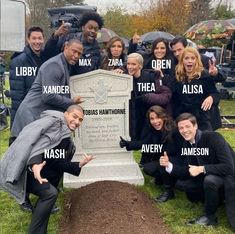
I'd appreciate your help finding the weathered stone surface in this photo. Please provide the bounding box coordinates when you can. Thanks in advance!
[64,69,144,187]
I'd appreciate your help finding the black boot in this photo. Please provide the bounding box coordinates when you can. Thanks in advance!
[20,196,34,213]
[154,188,175,202]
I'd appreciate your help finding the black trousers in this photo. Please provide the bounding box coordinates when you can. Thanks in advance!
[26,173,59,234]
[143,160,176,189]
[176,174,224,216]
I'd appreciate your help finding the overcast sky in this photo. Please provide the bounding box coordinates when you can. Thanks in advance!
[84,0,145,13]
[84,0,235,14]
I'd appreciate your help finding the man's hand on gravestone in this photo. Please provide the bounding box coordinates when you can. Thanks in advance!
[120,136,129,148]
[32,161,48,184]
[73,96,84,104]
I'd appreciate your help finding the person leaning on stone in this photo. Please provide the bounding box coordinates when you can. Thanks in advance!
[9,26,47,129]
[11,38,84,138]
[0,105,95,234]
[126,53,172,141]
[160,112,235,229]
[44,11,104,75]
[120,105,183,202]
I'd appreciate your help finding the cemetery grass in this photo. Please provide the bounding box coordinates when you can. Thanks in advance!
[0,100,234,233]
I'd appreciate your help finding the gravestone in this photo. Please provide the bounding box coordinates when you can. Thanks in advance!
[63,69,144,188]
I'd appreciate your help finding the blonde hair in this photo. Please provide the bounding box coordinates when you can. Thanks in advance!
[127,53,144,66]
[176,47,203,82]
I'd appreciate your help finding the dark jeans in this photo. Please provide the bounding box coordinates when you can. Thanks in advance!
[176,174,224,216]
[27,173,58,234]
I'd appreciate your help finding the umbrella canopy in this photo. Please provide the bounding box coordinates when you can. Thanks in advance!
[227,18,235,26]
[96,28,119,43]
[187,39,197,48]
[140,31,174,43]
[184,20,235,40]
[121,37,130,48]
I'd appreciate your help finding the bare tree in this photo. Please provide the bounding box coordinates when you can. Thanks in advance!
[189,0,213,26]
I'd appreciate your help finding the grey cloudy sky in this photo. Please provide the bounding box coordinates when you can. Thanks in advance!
[84,0,235,13]
[84,0,144,13]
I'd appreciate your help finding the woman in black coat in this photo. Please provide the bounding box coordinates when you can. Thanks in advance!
[175,47,220,131]
[128,37,176,90]
[126,53,172,141]
[120,105,183,202]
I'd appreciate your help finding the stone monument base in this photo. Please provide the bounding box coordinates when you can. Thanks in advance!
[63,152,144,188]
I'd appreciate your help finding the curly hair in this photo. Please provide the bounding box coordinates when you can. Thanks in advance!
[79,12,104,29]
[175,47,203,82]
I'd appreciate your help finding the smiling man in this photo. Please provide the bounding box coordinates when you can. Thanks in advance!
[11,38,84,138]
[9,26,46,129]
[160,113,235,229]
[44,11,104,74]
[0,105,95,234]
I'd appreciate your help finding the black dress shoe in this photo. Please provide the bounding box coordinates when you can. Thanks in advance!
[20,202,34,213]
[51,205,60,214]
[154,191,175,202]
[187,215,218,226]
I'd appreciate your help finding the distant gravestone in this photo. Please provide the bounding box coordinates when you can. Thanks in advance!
[63,69,144,188]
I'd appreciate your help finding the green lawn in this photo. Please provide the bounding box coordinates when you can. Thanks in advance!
[0,97,235,233]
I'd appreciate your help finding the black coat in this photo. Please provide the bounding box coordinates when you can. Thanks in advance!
[128,39,176,91]
[27,137,80,188]
[129,70,172,140]
[127,127,183,163]
[9,46,46,127]
[170,130,235,229]
[44,32,101,74]
[200,54,225,130]
[175,70,220,130]
[173,53,225,129]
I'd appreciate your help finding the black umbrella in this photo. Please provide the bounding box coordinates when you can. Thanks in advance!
[140,31,174,43]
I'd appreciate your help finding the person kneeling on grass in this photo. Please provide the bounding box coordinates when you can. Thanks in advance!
[120,105,183,202]
[0,105,95,234]
[160,112,235,229]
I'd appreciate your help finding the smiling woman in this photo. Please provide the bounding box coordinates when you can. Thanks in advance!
[120,105,180,202]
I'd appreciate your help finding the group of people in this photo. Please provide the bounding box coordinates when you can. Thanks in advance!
[0,9,234,233]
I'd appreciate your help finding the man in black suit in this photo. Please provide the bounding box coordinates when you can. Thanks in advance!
[160,113,235,228]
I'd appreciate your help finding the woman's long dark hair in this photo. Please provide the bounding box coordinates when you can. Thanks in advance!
[151,38,171,60]
[146,105,175,142]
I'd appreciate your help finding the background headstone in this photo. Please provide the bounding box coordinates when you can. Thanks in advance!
[63,69,144,188]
